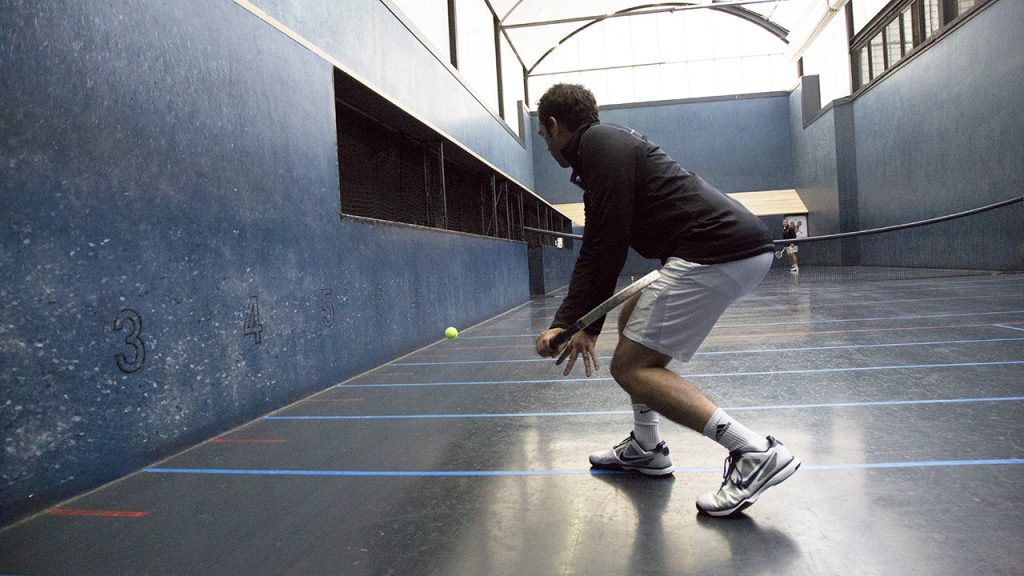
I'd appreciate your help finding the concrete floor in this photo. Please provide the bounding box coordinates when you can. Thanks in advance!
[2,269,1022,575]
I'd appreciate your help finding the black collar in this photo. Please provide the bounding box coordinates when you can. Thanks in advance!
[563,122,597,188]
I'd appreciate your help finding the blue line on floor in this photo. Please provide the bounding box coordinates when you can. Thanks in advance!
[995,324,1024,332]
[340,360,1024,388]
[802,459,1024,471]
[459,310,1024,338]
[144,468,627,476]
[265,396,1024,421]
[143,458,1024,477]
[391,337,1024,366]
[717,309,1024,329]
[268,410,631,420]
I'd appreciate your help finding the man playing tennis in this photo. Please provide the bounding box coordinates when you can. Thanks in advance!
[783,216,799,273]
[533,83,800,517]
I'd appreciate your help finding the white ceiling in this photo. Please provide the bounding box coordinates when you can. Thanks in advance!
[491,0,814,75]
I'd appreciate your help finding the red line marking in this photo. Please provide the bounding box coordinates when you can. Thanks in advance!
[49,508,149,518]
[211,438,287,443]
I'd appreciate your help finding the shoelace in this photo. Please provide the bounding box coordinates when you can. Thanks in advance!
[719,452,743,488]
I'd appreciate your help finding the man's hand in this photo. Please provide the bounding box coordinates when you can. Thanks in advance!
[535,328,599,377]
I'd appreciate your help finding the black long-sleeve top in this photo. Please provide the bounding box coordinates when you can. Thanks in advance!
[550,122,773,336]
[783,223,797,240]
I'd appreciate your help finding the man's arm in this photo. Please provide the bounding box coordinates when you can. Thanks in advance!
[549,130,639,337]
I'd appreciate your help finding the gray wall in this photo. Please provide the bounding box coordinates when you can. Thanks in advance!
[0,0,537,527]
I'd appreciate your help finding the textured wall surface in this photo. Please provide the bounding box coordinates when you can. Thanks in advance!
[250,0,534,188]
[0,0,531,526]
[850,0,1022,268]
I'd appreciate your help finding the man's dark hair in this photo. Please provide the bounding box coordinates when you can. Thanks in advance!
[537,83,599,132]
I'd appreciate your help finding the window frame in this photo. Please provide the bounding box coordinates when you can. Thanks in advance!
[848,0,994,93]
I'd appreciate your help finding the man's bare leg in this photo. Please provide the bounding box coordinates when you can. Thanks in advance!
[613,292,715,433]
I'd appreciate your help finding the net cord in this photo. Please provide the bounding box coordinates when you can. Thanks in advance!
[773,196,1023,246]
[525,196,1024,245]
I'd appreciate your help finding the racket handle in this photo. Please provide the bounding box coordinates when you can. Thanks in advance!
[548,326,580,352]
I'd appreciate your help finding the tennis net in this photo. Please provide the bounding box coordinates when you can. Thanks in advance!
[763,196,1023,284]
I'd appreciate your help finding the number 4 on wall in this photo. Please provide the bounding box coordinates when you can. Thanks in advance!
[245,295,264,344]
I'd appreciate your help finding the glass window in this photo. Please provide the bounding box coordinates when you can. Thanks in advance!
[923,0,941,40]
[527,8,791,105]
[851,0,892,36]
[661,62,689,100]
[630,13,661,64]
[499,34,524,137]
[633,65,663,102]
[389,0,451,63]
[742,55,774,94]
[885,19,902,67]
[800,9,851,102]
[455,0,499,111]
[869,33,885,78]
[687,60,717,98]
[900,7,915,54]
[957,0,978,16]
[606,67,636,105]
[715,58,744,95]
[858,46,870,88]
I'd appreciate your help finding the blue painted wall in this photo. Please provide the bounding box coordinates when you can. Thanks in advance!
[3,0,1020,529]
[532,94,795,205]
[850,0,1023,269]
[787,0,1023,268]
[789,90,846,266]
[251,0,534,188]
[0,0,532,526]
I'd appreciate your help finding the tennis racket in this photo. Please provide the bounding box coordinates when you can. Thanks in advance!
[774,242,799,258]
[548,269,662,351]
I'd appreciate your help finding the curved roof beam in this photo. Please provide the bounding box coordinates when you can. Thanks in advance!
[513,2,791,75]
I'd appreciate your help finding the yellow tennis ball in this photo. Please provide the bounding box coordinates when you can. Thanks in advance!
[445,326,458,340]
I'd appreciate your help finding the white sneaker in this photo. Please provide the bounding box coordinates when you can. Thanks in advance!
[589,433,675,476]
[696,436,800,517]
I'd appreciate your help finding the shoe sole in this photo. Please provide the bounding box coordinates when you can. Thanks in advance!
[697,457,801,517]
[590,461,676,476]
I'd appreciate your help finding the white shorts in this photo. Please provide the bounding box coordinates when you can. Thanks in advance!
[623,252,772,361]
[786,244,798,254]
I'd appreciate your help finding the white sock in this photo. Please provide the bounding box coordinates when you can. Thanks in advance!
[702,408,769,453]
[632,404,662,450]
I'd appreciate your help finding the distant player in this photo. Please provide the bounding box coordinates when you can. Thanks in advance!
[782,217,799,273]
[533,83,799,516]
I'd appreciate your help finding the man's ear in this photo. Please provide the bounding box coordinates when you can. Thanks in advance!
[545,116,562,137]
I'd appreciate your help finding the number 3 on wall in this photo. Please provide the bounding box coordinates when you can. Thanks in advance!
[113,309,146,373]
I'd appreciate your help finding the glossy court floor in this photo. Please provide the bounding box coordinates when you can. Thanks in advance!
[2,269,1023,576]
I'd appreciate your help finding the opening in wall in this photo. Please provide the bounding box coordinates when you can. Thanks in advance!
[332,68,571,247]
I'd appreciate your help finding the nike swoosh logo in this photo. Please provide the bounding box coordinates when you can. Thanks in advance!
[639,409,654,414]
[618,451,652,463]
